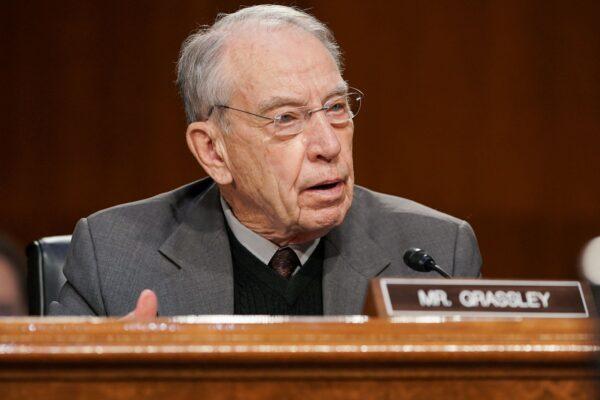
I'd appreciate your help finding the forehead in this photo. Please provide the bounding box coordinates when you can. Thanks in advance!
[223,26,343,106]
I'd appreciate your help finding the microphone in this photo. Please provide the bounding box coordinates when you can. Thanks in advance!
[580,237,600,312]
[581,237,600,284]
[403,248,452,279]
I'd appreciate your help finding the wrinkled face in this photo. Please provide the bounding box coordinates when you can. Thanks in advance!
[218,27,354,244]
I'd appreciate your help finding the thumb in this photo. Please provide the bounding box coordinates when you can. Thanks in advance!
[122,289,158,321]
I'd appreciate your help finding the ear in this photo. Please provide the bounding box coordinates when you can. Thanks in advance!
[186,121,233,185]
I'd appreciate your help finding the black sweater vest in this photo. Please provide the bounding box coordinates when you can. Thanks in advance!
[227,229,324,315]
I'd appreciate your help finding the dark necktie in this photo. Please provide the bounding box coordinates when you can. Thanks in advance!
[268,247,300,279]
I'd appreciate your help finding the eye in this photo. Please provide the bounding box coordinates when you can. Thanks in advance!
[275,111,300,125]
[327,100,348,114]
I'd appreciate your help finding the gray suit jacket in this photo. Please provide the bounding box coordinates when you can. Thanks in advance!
[49,178,482,316]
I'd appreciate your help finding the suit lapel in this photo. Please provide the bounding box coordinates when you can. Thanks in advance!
[157,183,234,315]
[153,183,391,316]
[322,199,391,315]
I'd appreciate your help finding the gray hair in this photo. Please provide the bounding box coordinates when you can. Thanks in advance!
[176,4,344,125]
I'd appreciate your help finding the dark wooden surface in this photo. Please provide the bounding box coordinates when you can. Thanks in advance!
[1,0,599,279]
[0,316,599,399]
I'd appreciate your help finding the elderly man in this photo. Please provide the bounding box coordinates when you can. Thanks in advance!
[50,5,481,317]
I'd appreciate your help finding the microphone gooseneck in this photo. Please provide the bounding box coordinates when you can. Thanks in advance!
[403,248,452,279]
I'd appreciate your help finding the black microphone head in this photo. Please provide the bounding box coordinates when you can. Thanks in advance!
[403,248,435,272]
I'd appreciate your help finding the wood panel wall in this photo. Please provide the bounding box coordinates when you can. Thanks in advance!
[1,0,599,279]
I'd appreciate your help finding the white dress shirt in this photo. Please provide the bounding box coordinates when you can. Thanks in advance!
[220,197,320,271]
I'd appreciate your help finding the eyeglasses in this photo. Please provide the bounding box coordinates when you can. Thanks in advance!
[208,88,364,137]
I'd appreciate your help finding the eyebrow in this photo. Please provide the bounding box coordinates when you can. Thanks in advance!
[257,82,349,115]
[257,96,306,115]
[324,82,350,102]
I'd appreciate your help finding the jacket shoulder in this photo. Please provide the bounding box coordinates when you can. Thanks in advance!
[85,178,213,233]
[351,185,481,277]
[353,185,465,226]
[61,178,216,316]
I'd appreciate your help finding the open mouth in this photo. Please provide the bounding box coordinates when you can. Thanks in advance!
[308,180,342,191]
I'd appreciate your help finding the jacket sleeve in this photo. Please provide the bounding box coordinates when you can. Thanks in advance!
[452,220,483,278]
[48,218,107,316]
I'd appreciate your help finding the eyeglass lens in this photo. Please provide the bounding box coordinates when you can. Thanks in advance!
[273,92,363,136]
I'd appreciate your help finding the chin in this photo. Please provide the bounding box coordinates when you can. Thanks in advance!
[300,199,352,235]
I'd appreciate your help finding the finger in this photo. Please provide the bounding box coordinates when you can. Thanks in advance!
[134,289,158,320]
[120,289,158,321]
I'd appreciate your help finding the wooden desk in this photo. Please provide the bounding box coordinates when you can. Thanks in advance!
[1,316,599,399]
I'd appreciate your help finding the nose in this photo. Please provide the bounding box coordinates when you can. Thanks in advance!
[305,111,342,162]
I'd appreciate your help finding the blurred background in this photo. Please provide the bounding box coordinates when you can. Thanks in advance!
[1,0,598,281]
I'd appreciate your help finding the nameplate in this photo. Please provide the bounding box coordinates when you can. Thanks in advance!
[364,279,591,318]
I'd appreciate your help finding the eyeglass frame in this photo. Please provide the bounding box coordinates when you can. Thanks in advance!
[206,88,364,136]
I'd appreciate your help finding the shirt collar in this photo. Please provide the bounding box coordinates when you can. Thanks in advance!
[220,196,320,266]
